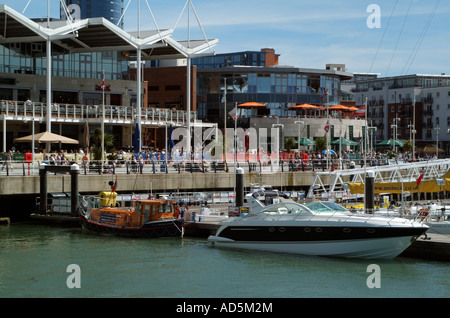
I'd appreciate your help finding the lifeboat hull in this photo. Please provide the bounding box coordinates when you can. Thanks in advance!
[79,214,184,237]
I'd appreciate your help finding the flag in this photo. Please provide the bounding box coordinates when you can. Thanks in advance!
[324,119,330,133]
[101,71,106,91]
[321,89,328,101]
[352,103,366,117]
[228,107,238,121]
[416,173,424,186]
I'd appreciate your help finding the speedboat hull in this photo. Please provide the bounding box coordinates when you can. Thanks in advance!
[80,214,184,237]
[209,235,419,259]
[208,220,428,259]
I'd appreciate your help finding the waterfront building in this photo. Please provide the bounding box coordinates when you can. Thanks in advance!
[0,4,366,156]
[0,4,216,153]
[195,51,350,124]
[353,74,450,155]
[139,50,366,152]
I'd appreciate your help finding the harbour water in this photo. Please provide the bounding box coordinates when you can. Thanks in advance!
[0,223,449,298]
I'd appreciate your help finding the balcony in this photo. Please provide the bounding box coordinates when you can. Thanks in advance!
[0,100,196,125]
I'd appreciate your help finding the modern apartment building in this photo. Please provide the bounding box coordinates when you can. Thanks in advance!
[353,74,450,154]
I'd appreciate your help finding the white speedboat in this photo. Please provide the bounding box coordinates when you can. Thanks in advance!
[208,200,428,259]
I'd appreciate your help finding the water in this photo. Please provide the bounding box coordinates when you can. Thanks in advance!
[0,223,449,298]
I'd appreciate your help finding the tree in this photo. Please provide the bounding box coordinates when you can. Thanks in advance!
[90,128,114,160]
[284,137,296,152]
[315,137,327,152]
[403,140,412,153]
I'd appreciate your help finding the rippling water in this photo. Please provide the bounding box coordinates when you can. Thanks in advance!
[0,224,449,298]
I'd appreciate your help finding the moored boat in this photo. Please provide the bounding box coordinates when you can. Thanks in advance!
[79,196,184,237]
[208,198,429,259]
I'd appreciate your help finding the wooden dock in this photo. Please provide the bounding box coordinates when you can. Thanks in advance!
[401,233,450,261]
[184,221,221,237]
[184,221,450,261]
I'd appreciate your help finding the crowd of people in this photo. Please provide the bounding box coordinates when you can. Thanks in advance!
[0,144,444,174]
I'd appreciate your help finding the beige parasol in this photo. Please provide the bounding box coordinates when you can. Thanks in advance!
[14,131,79,144]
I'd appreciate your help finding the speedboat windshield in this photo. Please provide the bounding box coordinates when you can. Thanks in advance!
[259,202,312,215]
[304,202,349,213]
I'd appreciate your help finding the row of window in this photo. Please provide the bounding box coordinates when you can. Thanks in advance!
[356,76,450,91]
[0,44,127,80]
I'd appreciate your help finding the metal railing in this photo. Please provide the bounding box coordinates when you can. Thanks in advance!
[0,100,196,123]
[0,157,409,177]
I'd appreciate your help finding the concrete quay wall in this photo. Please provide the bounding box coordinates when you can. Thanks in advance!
[0,171,316,195]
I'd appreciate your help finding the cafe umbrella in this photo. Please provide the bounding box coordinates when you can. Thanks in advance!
[14,131,79,144]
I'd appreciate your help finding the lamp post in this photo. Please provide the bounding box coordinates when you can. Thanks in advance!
[294,120,304,154]
[368,125,377,156]
[435,124,440,158]
[391,117,400,153]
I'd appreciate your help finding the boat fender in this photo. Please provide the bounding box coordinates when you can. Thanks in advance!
[125,213,132,226]
[418,208,429,220]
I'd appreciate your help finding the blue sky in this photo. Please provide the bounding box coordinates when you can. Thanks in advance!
[2,0,449,76]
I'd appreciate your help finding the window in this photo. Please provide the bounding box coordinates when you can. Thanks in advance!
[165,85,181,91]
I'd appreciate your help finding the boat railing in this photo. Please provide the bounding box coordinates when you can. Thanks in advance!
[257,208,403,225]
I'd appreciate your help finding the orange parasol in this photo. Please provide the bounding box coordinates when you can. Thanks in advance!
[237,102,266,108]
[328,105,352,111]
[289,104,323,110]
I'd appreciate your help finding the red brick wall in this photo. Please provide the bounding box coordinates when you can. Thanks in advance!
[130,65,197,111]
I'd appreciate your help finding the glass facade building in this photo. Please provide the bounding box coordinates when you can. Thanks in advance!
[196,67,346,124]
[194,49,349,125]
[62,0,124,29]
[0,43,128,81]
[192,51,267,69]
[0,0,128,84]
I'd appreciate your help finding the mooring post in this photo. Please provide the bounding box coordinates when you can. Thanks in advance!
[39,163,47,215]
[236,167,244,208]
[365,170,375,214]
[70,164,80,216]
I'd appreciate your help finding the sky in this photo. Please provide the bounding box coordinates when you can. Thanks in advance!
[2,0,449,77]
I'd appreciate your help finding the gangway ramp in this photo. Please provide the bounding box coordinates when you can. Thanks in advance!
[307,159,450,199]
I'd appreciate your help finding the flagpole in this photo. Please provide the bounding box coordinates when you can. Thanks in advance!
[224,78,227,163]
[412,97,416,160]
[101,70,105,174]
[364,97,368,213]
[234,102,237,201]
[326,92,330,172]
